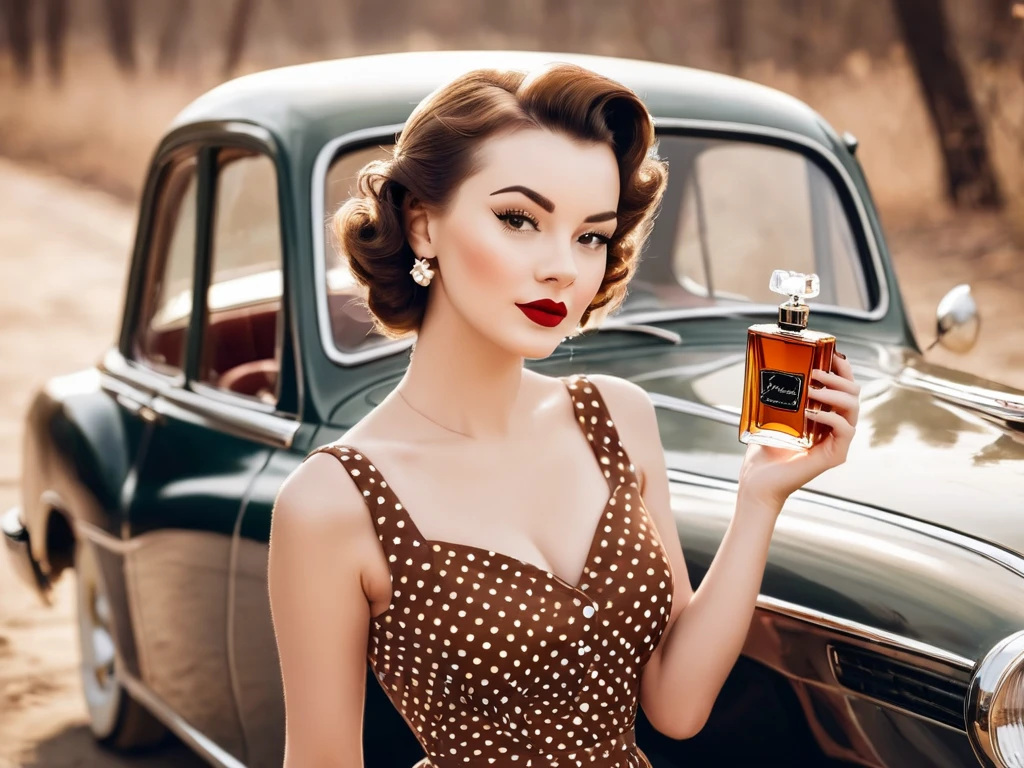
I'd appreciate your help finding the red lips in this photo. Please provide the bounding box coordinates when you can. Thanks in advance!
[516,299,567,328]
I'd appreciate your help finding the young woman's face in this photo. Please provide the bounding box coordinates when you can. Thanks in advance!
[425,128,620,359]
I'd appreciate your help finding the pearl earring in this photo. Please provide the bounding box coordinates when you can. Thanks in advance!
[410,257,435,287]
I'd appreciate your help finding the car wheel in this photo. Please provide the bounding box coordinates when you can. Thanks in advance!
[74,536,167,751]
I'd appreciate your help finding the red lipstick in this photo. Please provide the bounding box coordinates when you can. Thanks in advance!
[516,299,567,328]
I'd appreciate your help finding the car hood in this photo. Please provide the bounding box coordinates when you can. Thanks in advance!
[549,338,1024,556]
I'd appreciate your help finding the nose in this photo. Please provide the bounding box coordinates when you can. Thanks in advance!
[537,239,578,287]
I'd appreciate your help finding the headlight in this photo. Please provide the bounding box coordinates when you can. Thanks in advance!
[968,629,1024,768]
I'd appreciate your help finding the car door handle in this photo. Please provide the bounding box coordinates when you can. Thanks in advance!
[116,394,165,425]
[138,404,163,424]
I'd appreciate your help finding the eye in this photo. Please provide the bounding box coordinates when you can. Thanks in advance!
[579,231,611,249]
[494,209,539,233]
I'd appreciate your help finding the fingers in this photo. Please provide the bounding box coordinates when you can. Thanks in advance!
[807,386,859,426]
[830,353,856,383]
[811,366,860,397]
[806,407,855,449]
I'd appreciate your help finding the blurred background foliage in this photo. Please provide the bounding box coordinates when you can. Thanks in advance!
[0,0,1022,224]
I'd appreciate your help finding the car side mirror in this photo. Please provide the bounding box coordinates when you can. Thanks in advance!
[927,283,979,354]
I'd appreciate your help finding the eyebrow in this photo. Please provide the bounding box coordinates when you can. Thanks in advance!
[490,185,617,224]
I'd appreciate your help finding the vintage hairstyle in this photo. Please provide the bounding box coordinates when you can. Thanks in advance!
[332,62,669,339]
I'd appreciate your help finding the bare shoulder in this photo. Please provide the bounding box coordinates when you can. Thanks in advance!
[269,447,378,766]
[274,448,368,536]
[269,444,385,597]
[585,373,654,421]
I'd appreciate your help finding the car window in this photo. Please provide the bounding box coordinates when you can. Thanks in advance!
[663,139,868,312]
[198,150,284,406]
[132,156,198,376]
[322,143,400,356]
[320,133,873,360]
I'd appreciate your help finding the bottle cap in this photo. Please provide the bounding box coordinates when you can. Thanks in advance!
[770,270,819,299]
[769,270,819,331]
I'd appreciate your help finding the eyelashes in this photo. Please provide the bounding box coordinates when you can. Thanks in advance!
[492,208,611,247]
[493,208,538,234]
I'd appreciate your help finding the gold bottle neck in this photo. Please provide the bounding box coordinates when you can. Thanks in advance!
[778,298,809,331]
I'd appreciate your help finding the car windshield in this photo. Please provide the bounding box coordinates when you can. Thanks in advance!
[320,133,873,360]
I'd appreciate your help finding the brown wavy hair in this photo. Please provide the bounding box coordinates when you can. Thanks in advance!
[332,62,669,339]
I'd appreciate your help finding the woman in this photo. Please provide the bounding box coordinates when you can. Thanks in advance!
[268,62,860,767]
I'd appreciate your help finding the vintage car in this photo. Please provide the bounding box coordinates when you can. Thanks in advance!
[3,49,1024,768]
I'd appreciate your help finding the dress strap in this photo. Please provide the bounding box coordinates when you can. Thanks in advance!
[563,373,639,493]
[303,444,429,570]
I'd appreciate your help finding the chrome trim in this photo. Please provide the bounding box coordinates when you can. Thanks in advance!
[758,595,975,672]
[99,347,182,397]
[898,367,1024,425]
[653,116,890,323]
[649,392,741,426]
[75,519,141,555]
[100,348,299,448]
[1,505,26,539]
[311,119,891,367]
[592,320,682,344]
[118,672,246,768]
[157,386,299,449]
[667,468,1024,581]
[310,122,414,367]
[967,628,1024,768]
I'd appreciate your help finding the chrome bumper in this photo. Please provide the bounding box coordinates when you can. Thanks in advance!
[2,506,49,598]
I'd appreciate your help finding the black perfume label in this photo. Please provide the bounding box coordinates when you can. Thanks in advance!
[759,369,804,412]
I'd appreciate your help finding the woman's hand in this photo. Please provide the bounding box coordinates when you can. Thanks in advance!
[738,353,860,513]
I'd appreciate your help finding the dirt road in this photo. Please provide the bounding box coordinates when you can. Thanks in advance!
[0,158,1020,768]
[0,158,203,767]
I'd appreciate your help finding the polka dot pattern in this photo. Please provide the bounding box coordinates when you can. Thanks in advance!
[306,374,675,767]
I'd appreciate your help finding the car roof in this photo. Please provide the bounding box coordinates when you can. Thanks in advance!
[169,50,836,154]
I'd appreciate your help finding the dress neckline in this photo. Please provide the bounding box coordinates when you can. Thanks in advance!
[335,376,630,598]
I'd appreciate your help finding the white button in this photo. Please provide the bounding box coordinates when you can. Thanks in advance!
[582,605,595,619]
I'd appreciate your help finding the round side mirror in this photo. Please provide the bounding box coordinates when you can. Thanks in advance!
[928,284,980,354]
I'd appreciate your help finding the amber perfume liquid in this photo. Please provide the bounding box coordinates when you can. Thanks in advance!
[740,324,836,450]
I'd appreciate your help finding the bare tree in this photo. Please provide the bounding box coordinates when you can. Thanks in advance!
[983,0,1018,62]
[103,0,136,73]
[224,0,255,75]
[156,0,191,72]
[2,0,33,81]
[43,0,67,84]
[892,0,1002,209]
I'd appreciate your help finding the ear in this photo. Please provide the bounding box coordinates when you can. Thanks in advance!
[402,194,434,262]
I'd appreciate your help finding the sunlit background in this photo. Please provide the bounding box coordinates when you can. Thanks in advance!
[0,1,1022,764]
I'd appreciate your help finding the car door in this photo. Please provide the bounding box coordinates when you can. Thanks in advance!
[123,142,300,766]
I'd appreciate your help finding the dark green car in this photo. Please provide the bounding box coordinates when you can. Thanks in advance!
[4,50,1024,768]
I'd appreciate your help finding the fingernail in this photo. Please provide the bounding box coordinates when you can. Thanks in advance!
[835,351,847,360]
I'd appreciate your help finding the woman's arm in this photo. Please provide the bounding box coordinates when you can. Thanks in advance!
[591,357,860,739]
[268,453,375,767]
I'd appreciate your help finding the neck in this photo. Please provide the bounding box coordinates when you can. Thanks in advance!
[396,281,525,440]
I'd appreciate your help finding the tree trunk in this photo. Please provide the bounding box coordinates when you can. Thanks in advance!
[156,0,190,72]
[3,0,33,81]
[982,0,1017,62]
[43,0,66,84]
[223,0,255,76]
[892,0,1002,209]
[719,0,744,73]
[103,0,136,73]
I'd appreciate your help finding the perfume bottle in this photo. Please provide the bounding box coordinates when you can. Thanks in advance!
[739,270,836,450]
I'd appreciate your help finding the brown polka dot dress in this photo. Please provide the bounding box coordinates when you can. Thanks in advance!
[306,374,675,767]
